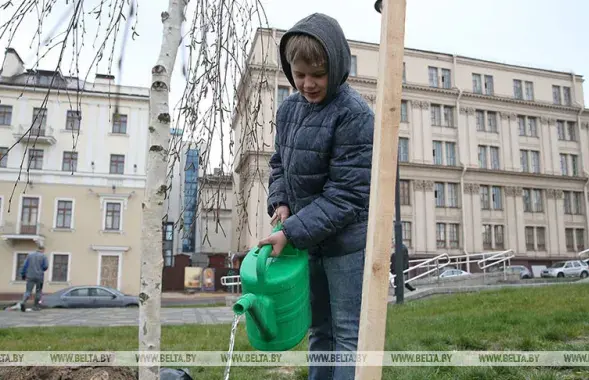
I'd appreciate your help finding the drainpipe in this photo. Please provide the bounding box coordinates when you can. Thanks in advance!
[460,164,469,272]
[453,54,469,271]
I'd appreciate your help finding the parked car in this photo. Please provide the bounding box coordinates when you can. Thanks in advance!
[489,265,533,279]
[439,269,470,278]
[41,285,139,309]
[540,260,589,279]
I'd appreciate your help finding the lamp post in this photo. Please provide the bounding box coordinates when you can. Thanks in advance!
[374,0,404,304]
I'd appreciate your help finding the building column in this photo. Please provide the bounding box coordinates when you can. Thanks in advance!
[424,181,436,253]
[502,113,520,172]
[465,183,482,253]
[413,180,428,253]
[499,112,514,171]
[545,189,559,255]
[553,189,566,256]
[412,101,430,164]
[539,117,557,175]
[459,107,475,167]
[505,186,525,254]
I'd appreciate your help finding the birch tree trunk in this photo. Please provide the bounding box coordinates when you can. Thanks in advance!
[139,1,188,379]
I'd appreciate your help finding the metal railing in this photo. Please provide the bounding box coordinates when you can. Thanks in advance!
[390,253,450,289]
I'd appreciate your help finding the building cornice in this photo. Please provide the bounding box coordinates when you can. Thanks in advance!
[0,83,149,100]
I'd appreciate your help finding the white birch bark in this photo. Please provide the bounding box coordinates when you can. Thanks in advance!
[139,1,188,379]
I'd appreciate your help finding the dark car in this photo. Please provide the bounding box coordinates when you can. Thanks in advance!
[40,285,139,309]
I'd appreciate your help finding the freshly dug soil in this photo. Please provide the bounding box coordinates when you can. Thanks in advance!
[0,366,137,380]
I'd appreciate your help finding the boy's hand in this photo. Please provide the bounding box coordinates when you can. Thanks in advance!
[258,231,287,257]
[271,205,290,226]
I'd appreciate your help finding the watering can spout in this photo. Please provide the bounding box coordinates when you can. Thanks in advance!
[233,293,277,341]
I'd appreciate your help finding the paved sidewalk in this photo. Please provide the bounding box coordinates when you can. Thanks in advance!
[0,306,237,328]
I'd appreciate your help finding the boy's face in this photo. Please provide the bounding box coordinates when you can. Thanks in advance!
[291,60,328,103]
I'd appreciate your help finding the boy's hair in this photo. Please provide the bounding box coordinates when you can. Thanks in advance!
[284,34,327,68]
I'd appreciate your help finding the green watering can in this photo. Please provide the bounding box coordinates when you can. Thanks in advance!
[233,222,311,351]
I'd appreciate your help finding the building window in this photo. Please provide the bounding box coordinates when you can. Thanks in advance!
[513,79,523,99]
[552,85,562,105]
[576,229,585,251]
[490,146,500,169]
[518,115,538,137]
[276,86,290,111]
[435,183,459,208]
[0,147,7,168]
[476,110,485,131]
[400,221,412,246]
[14,253,28,281]
[435,182,445,208]
[431,104,441,126]
[525,226,546,251]
[478,145,499,170]
[428,66,439,87]
[28,149,43,170]
[105,202,121,231]
[482,224,492,250]
[563,191,584,215]
[55,200,73,229]
[557,121,577,141]
[480,185,502,210]
[66,110,81,131]
[437,223,460,248]
[401,101,408,122]
[445,142,456,166]
[32,107,47,131]
[524,81,534,101]
[436,223,446,248]
[62,151,78,172]
[109,154,125,174]
[495,225,504,249]
[478,146,488,169]
[51,254,69,282]
[441,69,451,89]
[475,110,498,133]
[520,150,540,173]
[0,105,12,125]
[523,188,543,213]
[472,74,482,94]
[484,75,494,95]
[350,55,357,76]
[112,114,127,134]
[433,141,443,165]
[163,222,174,267]
[431,104,454,127]
[398,137,409,162]
[560,153,579,176]
[182,148,199,253]
[563,87,572,106]
[20,197,39,234]
[399,180,410,205]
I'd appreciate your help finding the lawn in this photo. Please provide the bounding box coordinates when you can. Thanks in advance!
[1,283,588,379]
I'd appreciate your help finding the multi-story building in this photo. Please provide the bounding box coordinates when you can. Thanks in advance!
[231,28,589,270]
[163,139,234,290]
[0,48,149,296]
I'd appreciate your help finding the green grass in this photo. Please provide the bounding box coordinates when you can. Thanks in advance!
[1,283,588,379]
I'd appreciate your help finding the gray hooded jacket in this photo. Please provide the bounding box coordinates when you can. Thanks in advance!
[267,13,374,257]
[20,251,48,281]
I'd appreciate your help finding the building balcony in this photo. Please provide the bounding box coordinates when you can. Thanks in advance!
[13,124,57,145]
[0,221,46,245]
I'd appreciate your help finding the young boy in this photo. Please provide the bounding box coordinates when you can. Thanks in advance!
[257,13,374,380]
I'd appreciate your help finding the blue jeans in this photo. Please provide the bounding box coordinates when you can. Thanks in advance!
[308,249,365,380]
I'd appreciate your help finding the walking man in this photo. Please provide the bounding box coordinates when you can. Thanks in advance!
[20,245,48,312]
[390,243,416,292]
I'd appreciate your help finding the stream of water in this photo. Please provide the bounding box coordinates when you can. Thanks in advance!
[223,314,242,380]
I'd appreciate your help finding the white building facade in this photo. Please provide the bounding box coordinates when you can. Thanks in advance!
[231,28,589,269]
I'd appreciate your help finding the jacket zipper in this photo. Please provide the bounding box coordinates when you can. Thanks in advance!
[287,103,315,213]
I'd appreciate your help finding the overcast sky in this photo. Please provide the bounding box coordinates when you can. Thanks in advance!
[1,0,588,169]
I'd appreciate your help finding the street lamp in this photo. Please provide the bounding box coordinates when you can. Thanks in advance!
[373,0,405,304]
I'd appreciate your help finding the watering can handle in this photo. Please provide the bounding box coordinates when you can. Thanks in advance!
[256,221,284,286]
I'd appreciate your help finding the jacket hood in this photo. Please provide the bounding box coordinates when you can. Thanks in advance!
[279,13,351,104]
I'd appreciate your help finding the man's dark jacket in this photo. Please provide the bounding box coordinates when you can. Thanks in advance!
[390,244,409,274]
[267,13,374,257]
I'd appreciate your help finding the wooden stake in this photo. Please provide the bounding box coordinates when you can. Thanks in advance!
[355,0,406,379]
